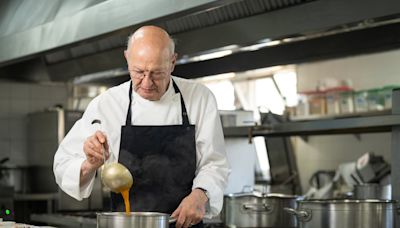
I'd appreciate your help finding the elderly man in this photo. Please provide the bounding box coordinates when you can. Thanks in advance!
[53,25,230,228]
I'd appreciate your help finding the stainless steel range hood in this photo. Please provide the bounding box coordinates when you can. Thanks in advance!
[0,0,234,66]
[0,0,316,83]
[1,0,400,85]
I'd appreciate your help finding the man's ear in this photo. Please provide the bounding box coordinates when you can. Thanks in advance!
[170,53,178,72]
[124,50,128,60]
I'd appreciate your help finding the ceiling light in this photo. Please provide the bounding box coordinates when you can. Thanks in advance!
[192,50,233,61]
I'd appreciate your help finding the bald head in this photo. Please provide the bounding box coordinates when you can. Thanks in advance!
[126,26,175,57]
[124,25,177,101]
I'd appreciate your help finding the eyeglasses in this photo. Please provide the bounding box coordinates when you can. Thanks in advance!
[128,69,168,81]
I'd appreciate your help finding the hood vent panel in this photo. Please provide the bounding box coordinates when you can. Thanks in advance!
[165,0,313,34]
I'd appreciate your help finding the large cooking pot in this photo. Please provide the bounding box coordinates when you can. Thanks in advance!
[285,199,397,228]
[0,166,29,193]
[97,212,176,228]
[223,192,298,227]
[353,184,392,200]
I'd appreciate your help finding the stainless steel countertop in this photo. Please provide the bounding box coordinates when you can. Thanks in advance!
[31,213,96,228]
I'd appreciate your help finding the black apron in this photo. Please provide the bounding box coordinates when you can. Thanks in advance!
[111,80,204,228]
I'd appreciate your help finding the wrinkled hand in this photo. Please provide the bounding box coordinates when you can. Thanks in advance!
[172,189,208,228]
[83,130,110,170]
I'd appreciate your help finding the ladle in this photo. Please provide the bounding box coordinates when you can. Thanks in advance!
[92,120,133,193]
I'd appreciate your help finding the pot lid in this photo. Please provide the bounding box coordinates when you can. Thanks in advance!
[299,199,397,204]
[225,191,298,199]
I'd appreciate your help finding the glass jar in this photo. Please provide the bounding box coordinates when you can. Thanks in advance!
[379,85,400,110]
[353,90,369,113]
[367,88,384,111]
[339,91,354,114]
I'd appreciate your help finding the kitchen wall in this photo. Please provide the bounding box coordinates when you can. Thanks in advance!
[224,138,257,194]
[295,48,400,191]
[0,81,68,166]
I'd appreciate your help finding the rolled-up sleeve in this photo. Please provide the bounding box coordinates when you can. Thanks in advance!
[192,87,230,218]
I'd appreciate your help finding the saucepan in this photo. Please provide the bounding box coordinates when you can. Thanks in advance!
[97,212,176,228]
[223,192,298,227]
[284,199,397,228]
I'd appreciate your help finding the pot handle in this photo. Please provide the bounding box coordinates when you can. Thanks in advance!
[242,203,272,212]
[284,207,312,222]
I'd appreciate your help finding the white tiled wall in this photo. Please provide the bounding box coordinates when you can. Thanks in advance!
[295,49,400,191]
[0,81,68,166]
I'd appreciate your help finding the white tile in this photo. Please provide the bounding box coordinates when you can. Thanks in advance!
[30,99,53,113]
[30,85,63,100]
[0,140,11,159]
[9,117,27,140]
[0,118,10,140]
[10,99,30,116]
[50,86,68,100]
[0,99,10,118]
[0,82,11,99]
[11,83,30,99]
[30,85,51,99]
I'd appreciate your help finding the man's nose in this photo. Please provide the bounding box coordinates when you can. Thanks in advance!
[141,74,154,87]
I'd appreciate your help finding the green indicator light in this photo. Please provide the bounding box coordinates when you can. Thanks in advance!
[5,209,10,215]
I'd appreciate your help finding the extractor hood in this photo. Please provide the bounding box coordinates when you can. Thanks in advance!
[1,0,400,85]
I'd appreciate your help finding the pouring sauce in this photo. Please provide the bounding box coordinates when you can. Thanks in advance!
[121,189,131,215]
[101,162,133,215]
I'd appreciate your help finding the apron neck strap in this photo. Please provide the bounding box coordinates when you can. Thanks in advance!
[126,81,133,126]
[126,79,190,126]
[172,80,190,126]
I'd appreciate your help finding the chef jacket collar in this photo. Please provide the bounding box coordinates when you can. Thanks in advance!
[131,76,175,103]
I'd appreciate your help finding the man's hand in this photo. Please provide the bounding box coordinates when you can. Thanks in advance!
[80,131,110,186]
[83,131,110,169]
[171,188,208,228]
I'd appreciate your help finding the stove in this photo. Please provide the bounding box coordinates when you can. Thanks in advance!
[30,212,96,228]
[31,212,224,228]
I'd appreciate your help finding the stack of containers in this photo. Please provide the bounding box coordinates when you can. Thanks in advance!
[379,85,400,110]
[294,84,399,118]
[353,90,369,113]
[354,85,400,113]
[296,91,326,117]
[325,86,353,115]
[295,87,353,118]
[366,88,383,111]
[339,89,354,114]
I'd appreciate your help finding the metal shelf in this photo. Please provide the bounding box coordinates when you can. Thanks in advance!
[223,114,400,137]
[223,89,400,227]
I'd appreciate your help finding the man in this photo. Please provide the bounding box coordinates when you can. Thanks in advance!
[53,25,230,228]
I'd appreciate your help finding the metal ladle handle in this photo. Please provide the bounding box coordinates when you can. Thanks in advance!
[91,119,107,164]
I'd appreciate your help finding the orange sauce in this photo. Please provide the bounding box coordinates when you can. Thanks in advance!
[121,189,131,215]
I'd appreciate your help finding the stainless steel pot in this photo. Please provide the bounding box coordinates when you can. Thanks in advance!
[0,166,29,193]
[223,192,297,227]
[285,199,397,228]
[354,184,392,200]
[97,212,176,228]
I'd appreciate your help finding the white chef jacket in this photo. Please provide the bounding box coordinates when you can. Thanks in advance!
[53,76,230,217]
